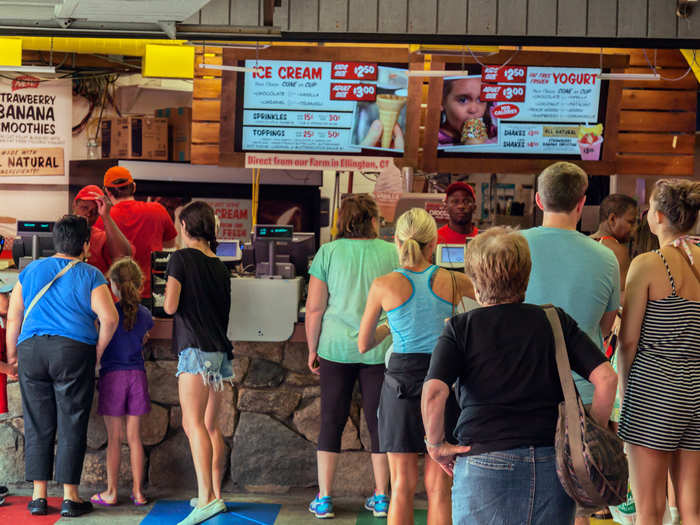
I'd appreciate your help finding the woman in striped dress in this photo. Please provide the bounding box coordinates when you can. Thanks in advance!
[618,179,700,525]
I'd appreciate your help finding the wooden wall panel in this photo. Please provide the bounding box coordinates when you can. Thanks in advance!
[557,0,587,36]
[647,0,677,38]
[587,0,617,38]
[618,0,648,38]
[498,0,527,35]
[617,155,694,176]
[289,0,319,32]
[230,0,260,26]
[467,0,497,35]
[200,0,229,25]
[319,0,348,32]
[619,111,696,133]
[621,90,696,111]
[408,0,437,34]
[192,123,221,143]
[378,0,407,33]
[618,133,695,154]
[192,100,221,121]
[678,10,700,38]
[191,46,223,165]
[437,0,466,34]
[527,0,557,36]
[272,0,291,30]
[348,0,378,32]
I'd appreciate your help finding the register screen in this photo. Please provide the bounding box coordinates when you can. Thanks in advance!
[440,246,464,264]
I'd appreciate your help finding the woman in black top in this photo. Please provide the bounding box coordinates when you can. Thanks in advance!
[421,227,617,525]
[164,201,232,525]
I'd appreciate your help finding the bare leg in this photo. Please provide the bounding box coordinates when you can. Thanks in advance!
[93,415,123,504]
[387,453,417,525]
[33,480,47,500]
[424,453,451,525]
[125,415,146,503]
[317,451,339,498]
[371,453,389,496]
[179,373,215,507]
[670,449,700,525]
[668,469,680,524]
[203,387,226,500]
[629,444,672,525]
[63,483,82,502]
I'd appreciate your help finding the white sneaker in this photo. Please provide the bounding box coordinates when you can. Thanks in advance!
[177,498,226,525]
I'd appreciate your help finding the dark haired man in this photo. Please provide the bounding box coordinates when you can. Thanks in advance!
[436,182,478,245]
[94,166,177,302]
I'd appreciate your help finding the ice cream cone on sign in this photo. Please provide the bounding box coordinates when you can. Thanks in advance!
[376,94,408,148]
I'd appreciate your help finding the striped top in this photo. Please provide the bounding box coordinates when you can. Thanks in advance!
[638,250,700,359]
[386,265,453,355]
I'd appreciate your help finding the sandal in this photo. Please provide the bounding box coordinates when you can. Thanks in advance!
[90,493,117,506]
[130,494,148,506]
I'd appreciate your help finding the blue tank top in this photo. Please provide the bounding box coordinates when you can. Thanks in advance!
[386,265,453,355]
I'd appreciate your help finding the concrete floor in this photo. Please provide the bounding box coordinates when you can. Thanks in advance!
[0,485,620,524]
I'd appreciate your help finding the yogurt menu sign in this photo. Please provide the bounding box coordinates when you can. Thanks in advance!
[438,66,604,159]
[241,60,408,153]
[0,77,71,179]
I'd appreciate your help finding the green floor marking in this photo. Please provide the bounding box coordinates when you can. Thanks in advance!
[355,509,427,525]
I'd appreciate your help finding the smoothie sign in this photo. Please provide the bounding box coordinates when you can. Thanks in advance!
[241,60,408,153]
[438,66,604,159]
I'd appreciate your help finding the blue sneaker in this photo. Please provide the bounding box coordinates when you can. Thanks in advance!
[364,493,389,518]
[309,494,334,519]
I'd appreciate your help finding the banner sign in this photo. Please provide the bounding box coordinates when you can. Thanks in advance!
[245,152,395,171]
[0,77,71,179]
[201,198,252,241]
[438,66,603,159]
[241,60,408,153]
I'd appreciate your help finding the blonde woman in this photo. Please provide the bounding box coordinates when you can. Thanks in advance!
[358,208,474,525]
[422,227,617,525]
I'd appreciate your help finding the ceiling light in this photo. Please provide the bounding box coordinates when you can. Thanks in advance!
[598,72,660,81]
[198,63,261,73]
[0,64,55,74]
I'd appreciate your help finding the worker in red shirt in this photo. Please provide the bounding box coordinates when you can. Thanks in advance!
[436,181,479,245]
[73,185,133,274]
[95,167,177,303]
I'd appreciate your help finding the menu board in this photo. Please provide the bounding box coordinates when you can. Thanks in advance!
[240,60,408,153]
[438,65,605,159]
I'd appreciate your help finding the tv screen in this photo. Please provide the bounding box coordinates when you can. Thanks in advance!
[437,64,607,159]
[237,60,409,155]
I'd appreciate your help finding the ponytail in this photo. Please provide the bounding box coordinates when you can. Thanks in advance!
[394,208,438,267]
[399,238,424,267]
[179,201,218,249]
[107,257,143,331]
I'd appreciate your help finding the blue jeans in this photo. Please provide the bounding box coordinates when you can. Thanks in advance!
[452,446,575,525]
[176,347,234,391]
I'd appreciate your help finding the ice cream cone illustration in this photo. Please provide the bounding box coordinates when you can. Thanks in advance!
[376,94,408,149]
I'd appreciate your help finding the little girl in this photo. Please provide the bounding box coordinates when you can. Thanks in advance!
[163,201,233,525]
[91,257,153,507]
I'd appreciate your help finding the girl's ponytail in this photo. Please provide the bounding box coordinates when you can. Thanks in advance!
[108,257,144,331]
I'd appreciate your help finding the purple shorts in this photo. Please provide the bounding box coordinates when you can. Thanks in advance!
[98,369,151,417]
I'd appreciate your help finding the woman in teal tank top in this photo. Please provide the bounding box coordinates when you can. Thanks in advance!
[359,208,473,525]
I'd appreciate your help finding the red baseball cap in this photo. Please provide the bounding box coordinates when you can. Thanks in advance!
[445,181,476,201]
[74,185,104,202]
[104,166,134,188]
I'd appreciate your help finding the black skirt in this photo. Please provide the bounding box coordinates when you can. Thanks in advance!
[378,353,459,453]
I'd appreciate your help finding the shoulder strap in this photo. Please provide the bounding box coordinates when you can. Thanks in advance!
[542,305,599,498]
[24,259,80,319]
[673,245,700,285]
[655,250,677,295]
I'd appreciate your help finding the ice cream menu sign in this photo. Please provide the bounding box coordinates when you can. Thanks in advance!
[241,60,408,153]
[438,66,604,160]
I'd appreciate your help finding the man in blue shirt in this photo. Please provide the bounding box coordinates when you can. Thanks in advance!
[520,162,620,524]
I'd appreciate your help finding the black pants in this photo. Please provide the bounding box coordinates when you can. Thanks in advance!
[318,357,384,453]
[18,335,96,485]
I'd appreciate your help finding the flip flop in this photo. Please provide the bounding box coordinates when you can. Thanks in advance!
[130,494,148,506]
[90,493,117,506]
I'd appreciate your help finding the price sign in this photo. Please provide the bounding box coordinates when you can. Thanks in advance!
[480,84,526,102]
[330,83,377,101]
[482,66,528,83]
[331,62,378,80]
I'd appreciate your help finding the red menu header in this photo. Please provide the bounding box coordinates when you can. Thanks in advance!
[330,83,377,101]
[331,62,378,80]
[480,84,526,103]
[482,66,528,84]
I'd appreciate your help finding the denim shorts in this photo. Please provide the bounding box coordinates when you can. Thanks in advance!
[176,347,234,391]
[452,446,575,525]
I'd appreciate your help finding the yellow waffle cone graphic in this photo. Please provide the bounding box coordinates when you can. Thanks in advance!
[376,94,408,148]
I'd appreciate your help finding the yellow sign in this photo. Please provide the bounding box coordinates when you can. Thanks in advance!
[542,126,578,138]
[0,148,64,177]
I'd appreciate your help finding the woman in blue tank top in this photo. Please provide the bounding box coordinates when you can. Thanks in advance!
[359,208,474,525]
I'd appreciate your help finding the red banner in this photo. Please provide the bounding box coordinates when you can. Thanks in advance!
[331,62,378,80]
[330,83,377,101]
[480,84,526,103]
[482,65,528,83]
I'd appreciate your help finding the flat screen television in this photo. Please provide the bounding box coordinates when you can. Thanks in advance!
[436,64,608,160]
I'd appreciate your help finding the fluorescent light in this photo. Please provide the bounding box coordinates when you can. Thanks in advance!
[0,65,56,74]
[198,63,261,73]
[407,70,473,78]
[598,72,660,81]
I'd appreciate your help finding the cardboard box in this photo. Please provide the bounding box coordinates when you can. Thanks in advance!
[100,116,168,160]
[155,107,192,162]
[100,118,129,159]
